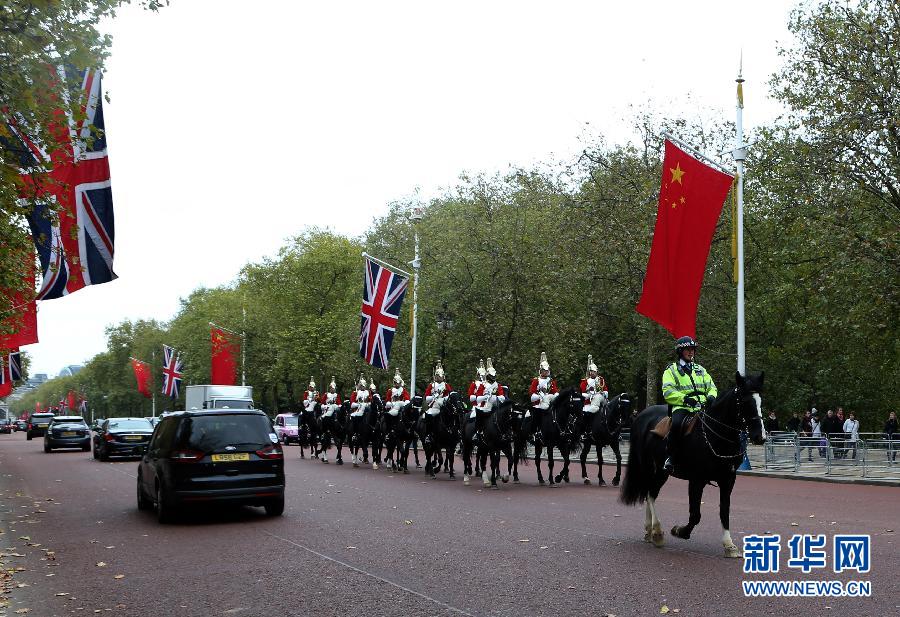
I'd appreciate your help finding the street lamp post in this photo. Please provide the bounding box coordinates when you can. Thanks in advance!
[409,205,423,396]
[436,302,454,363]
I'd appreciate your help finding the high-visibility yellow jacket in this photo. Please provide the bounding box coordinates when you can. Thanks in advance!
[662,361,718,413]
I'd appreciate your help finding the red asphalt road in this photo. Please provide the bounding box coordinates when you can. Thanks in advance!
[0,431,896,617]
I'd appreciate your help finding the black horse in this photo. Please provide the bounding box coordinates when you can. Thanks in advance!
[578,393,632,486]
[317,401,349,464]
[474,400,520,489]
[394,399,421,474]
[620,371,766,557]
[379,402,405,472]
[348,395,383,468]
[296,404,321,460]
[416,392,463,480]
[524,387,582,485]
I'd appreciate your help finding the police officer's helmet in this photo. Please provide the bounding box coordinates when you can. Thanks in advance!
[674,336,698,355]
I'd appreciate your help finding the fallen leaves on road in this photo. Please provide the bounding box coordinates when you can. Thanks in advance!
[55,592,69,596]
[345,546,357,550]
[660,606,670,614]
[790,522,799,527]
[113,574,125,580]
[18,536,29,541]
[518,539,530,543]
[95,562,107,568]
[14,609,29,614]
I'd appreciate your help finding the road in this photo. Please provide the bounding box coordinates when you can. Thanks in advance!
[0,431,895,616]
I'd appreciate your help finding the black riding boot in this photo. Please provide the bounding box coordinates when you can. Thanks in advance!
[664,410,688,473]
[474,412,486,443]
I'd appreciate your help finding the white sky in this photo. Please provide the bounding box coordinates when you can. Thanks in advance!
[26,0,796,377]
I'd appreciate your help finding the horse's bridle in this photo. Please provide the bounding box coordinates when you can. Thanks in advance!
[698,386,751,460]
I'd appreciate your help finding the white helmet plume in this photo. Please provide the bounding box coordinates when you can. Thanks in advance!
[433,360,445,381]
[539,351,550,372]
[393,368,404,387]
[486,357,496,377]
[476,359,486,378]
[308,376,316,390]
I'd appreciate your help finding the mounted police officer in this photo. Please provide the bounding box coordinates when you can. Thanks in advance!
[423,361,453,445]
[473,358,507,444]
[528,352,558,443]
[578,355,608,440]
[302,377,319,414]
[663,336,718,473]
[467,359,486,411]
[319,376,341,417]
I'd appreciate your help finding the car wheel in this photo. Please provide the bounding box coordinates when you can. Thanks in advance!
[26,432,32,441]
[136,474,153,511]
[92,444,100,459]
[264,496,285,517]
[82,444,90,452]
[99,445,109,461]
[156,481,176,524]
[43,442,51,453]
[282,435,289,446]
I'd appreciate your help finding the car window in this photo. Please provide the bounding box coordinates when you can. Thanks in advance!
[284,417,298,426]
[150,417,177,453]
[107,419,153,431]
[176,415,272,452]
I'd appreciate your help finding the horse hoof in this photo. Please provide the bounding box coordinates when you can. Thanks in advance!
[671,525,690,540]
[612,477,620,487]
[563,476,570,484]
[491,484,500,490]
[583,477,591,485]
[644,530,652,543]
[372,462,378,470]
[336,460,343,466]
[724,544,741,559]
[598,479,607,487]
[553,475,562,483]
[463,475,470,485]
[403,469,409,474]
[538,479,546,485]
[501,474,509,483]
[300,454,305,459]
[513,479,520,484]
[651,529,665,548]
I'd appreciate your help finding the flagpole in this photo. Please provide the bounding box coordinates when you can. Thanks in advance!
[242,299,247,387]
[409,206,423,396]
[734,58,747,376]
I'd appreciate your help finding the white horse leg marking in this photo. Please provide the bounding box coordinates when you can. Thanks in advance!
[723,526,740,558]
[753,393,766,441]
[647,496,664,547]
[644,502,653,541]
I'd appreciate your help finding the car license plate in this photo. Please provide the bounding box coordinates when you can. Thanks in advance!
[123,435,143,441]
[211,453,250,462]
[38,424,49,428]
[62,431,77,437]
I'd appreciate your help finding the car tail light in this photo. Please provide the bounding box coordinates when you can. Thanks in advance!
[255,444,283,460]
[104,433,116,441]
[27,423,32,430]
[170,449,205,463]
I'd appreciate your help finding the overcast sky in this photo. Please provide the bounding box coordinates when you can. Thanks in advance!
[26,0,796,377]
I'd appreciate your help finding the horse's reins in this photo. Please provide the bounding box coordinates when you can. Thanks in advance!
[698,387,746,460]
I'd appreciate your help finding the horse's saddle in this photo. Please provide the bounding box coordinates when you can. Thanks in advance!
[651,415,698,438]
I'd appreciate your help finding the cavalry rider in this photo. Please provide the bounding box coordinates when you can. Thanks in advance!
[529,352,559,441]
[468,360,487,410]
[578,355,608,440]
[474,358,507,443]
[385,369,410,417]
[319,377,342,418]
[423,361,453,445]
[349,374,371,423]
[662,336,718,473]
[302,377,319,416]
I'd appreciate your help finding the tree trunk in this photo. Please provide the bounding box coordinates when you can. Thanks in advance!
[645,323,658,407]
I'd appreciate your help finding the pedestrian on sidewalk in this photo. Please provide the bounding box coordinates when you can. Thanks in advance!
[884,411,898,462]
[843,411,860,460]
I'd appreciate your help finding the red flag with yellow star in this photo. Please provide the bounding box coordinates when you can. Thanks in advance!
[636,139,734,338]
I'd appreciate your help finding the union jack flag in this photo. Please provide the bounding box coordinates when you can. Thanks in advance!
[161,344,183,399]
[9,67,116,300]
[359,256,409,369]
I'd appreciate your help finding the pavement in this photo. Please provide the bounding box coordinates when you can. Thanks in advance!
[0,431,896,616]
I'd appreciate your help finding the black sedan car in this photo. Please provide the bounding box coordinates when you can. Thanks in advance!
[137,409,285,523]
[44,416,91,452]
[26,412,56,440]
[0,419,13,434]
[93,417,155,460]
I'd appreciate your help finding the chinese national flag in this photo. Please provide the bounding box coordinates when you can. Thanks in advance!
[636,140,734,338]
[210,326,239,386]
[0,255,39,351]
[130,358,152,398]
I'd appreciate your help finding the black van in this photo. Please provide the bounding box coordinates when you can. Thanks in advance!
[137,409,285,523]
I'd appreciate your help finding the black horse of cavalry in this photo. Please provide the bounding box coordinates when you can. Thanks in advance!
[620,371,765,557]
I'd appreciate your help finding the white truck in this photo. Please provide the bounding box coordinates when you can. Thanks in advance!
[185,385,254,411]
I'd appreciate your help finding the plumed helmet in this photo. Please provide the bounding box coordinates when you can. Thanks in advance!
[476,359,486,378]
[329,376,337,391]
[486,357,496,377]
[369,379,377,392]
[674,336,698,355]
[308,376,316,390]
[393,368,404,387]
[539,351,550,372]
[433,360,445,381]
[587,354,597,375]
[357,374,367,388]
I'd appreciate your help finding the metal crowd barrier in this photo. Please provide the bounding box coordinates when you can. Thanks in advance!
[759,431,900,480]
